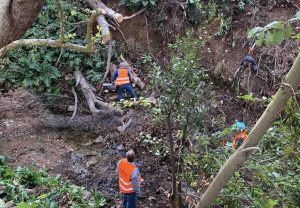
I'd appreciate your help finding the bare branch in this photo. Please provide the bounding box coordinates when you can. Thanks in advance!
[123,8,146,20]
[99,40,113,94]
[96,0,123,22]
[87,0,111,44]
[0,9,104,58]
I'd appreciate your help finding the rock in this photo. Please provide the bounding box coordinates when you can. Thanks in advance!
[116,144,124,151]
[148,196,156,201]
[82,190,91,200]
[86,157,98,168]
[68,105,75,112]
[94,136,103,143]
[83,141,94,147]
[4,200,14,208]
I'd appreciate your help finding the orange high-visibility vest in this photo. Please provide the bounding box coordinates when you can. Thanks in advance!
[117,158,142,194]
[115,68,130,86]
[232,131,247,149]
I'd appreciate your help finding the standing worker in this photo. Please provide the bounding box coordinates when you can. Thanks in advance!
[113,62,137,101]
[232,120,247,149]
[117,149,142,208]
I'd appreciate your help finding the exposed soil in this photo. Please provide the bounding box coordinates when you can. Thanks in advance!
[1,1,299,207]
[0,90,171,207]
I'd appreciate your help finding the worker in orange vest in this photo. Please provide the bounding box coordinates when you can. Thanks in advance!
[232,120,247,149]
[117,149,142,208]
[113,62,137,101]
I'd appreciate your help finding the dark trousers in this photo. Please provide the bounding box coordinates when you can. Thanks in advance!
[117,83,137,100]
[122,192,137,208]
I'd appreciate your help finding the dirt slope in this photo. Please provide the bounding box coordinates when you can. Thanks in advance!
[0,90,170,207]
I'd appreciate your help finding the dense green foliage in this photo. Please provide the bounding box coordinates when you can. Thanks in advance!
[0,158,105,207]
[0,0,108,93]
[183,99,300,208]
[120,0,157,10]
[151,31,209,127]
[186,0,252,28]
[248,11,300,46]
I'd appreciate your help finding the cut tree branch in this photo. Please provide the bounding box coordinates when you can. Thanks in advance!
[87,0,111,44]
[74,70,123,116]
[95,0,123,22]
[196,52,300,208]
[99,40,113,94]
[123,8,146,20]
[0,9,105,58]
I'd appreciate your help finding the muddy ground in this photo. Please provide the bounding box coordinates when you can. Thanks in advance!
[1,1,299,207]
[0,90,171,207]
[0,82,264,207]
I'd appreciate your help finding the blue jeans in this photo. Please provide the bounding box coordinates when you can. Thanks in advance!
[122,192,137,208]
[117,84,137,100]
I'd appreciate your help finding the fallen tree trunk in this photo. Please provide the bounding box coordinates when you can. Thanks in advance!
[95,0,123,23]
[87,0,111,44]
[74,70,123,116]
[196,52,300,208]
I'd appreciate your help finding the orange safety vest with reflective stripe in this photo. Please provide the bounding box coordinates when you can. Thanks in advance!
[232,131,247,149]
[117,158,142,194]
[115,68,130,86]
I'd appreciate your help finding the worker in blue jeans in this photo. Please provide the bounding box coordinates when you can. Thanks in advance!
[113,62,137,101]
[117,150,143,208]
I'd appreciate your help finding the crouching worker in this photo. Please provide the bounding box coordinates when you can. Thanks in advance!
[114,62,137,101]
[232,120,247,149]
[117,149,143,208]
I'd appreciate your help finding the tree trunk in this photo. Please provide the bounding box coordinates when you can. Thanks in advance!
[0,0,45,48]
[74,70,123,116]
[196,52,300,208]
[87,0,111,44]
[167,114,178,208]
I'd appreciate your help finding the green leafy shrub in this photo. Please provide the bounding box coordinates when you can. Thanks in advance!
[0,162,106,207]
[0,0,108,92]
[215,16,232,36]
[120,0,157,10]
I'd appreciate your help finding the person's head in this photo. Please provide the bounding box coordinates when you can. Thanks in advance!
[119,62,128,69]
[234,120,246,132]
[126,149,135,162]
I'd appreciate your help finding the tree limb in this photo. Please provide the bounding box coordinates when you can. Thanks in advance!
[95,0,123,22]
[74,70,123,116]
[99,40,113,94]
[0,9,105,58]
[87,0,111,44]
[123,8,146,20]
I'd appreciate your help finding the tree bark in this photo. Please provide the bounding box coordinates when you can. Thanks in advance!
[87,0,111,44]
[95,0,123,22]
[167,114,178,208]
[74,70,123,116]
[0,8,105,58]
[0,0,45,48]
[197,52,300,208]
